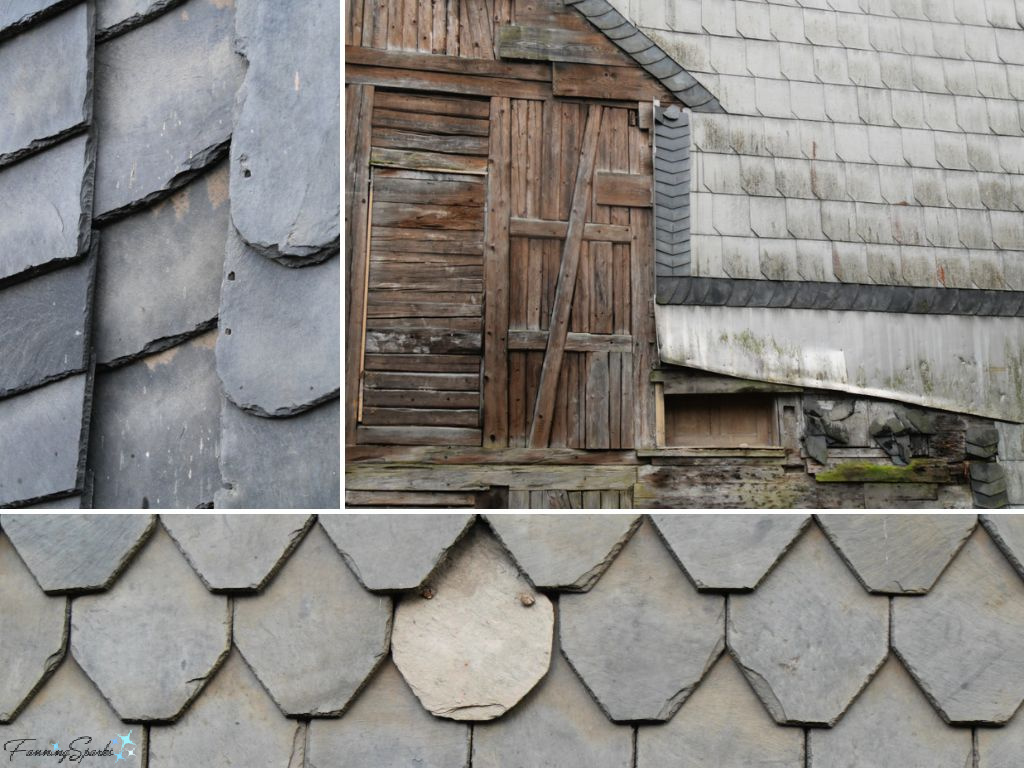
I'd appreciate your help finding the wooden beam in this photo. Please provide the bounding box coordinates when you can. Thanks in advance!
[369,147,488,175]
[529,104,603,448]
[552,62,673,102]
[594,172,651,207]
[346,63,552,101]
[346,462,638,491]
[484,97,511,449]
[346,45,552,81]
[508,330,632,352]
[509,217,631,242]
[496,25,631,66]
[346,446,643,464]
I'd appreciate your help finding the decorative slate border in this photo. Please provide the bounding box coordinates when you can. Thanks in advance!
[654,107,691,277]
[656,276,1024,317]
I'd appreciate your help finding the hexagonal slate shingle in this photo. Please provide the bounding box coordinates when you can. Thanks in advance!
[485,514,641,591]
[0,514,156,593]
[161,514,313,592]
[233,523,392,717]
[893,526,1024,724]
[559,520,725,722]
[818,514,977,593]
[978,691,1024,768]
[320,513,474,592]
[392,525,554,721]
[71,526,230,721]
[979,514,1024,579]
[650,514,810,591]
[729,523,889,726]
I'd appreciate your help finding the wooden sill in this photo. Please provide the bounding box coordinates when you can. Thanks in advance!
[638,446,787,459]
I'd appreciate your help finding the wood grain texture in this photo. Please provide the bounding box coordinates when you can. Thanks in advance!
[484,96,511,448]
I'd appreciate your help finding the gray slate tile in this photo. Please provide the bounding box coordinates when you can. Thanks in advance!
[817,514,977,594]
[0,0,75,36]
[637,655,804,768]
[215,397,340,509]
[560,520,724,722]
[729,524,889,726]
[650,514,810,591]
[0,514,154,593]
[233,524,391,716]
[307,661,470,768]
[88,331,221,509]
[70,525,229,721]
[96,0,186,40]
[0,135,93,282]
[216,229,339,416]
[979,514,1024,578]
[229,0,340,262]
[485,514,641,591]
[978,687,1024,768]
[473,645,633,768]
[892,526,1024,724]
[392,525,553,721]
[93,161,228,366]
[0,374,88,507]
[809,657,973,768]
[161,514,313,591]
[93,0,243,218]
[320,514,474,592]
[0,251,94,398]
[0,4,91,165]
[21,494,82,508]
[0,532,66,722]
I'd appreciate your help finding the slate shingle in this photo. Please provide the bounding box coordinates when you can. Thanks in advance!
[0,0,75,37]
[978,690,1024,768]
[979,514,1024,578]
[96,0,186,41]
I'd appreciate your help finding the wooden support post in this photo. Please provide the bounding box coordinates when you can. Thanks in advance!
[484,96,511,449]
[529,104,603,448]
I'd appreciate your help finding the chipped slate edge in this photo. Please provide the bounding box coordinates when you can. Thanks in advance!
[656,277,1024,317]
[0,595,69,724]
[0,0,81,42]
[979,515,1024,578]
[565,0,722,113]
[653,109,691,278]
[98,317,219,371]
[95,0,188,42]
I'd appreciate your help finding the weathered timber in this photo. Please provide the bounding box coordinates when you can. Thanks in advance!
[371,127,490,156]
[373,90,491,118]
[361,407,481,427]
[370,147,488,174]
[363,371,480,391]
[372,108,490,137]
[637,447,788,459]
[361,389,481,409]
[364,354,481,373]
[552,62,673,101]
[509,217,632,242]
[496,24,630,66]
[346,446,643,464]
[653,370,804,395]
[345,46,552,81]
[372,173,486,205]
[814,459,958,484]
[594,172,651,207]
[364,330,482,354]
[508,330,632,352]
[346,63,552,101]
[356,426,483,445]
[346,463,638,491]
[345,490,478,507]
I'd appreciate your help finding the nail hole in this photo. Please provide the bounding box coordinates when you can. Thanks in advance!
[225,328,232,335]
[227,271,235,281]
[243,169,252,178]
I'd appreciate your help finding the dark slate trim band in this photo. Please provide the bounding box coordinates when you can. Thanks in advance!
[654,108,691,277]
[656,277,1024,317]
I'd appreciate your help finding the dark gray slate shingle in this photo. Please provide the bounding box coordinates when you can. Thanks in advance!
[0,0,77,37]
[96,0,186,40]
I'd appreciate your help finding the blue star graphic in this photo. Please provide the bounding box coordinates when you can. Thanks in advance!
[111,736,120,749]
[118,731,135,748]
[51,743,58,751]
[114,752,125,763]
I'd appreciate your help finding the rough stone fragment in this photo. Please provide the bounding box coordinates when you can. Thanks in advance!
[230,0,340,261]
[149,651,302,768]
[307,661,470,768]
[88,331,221,509]
[94,162,229,366]
[729,524,889,726]
[893,526,1024,724]
[162,514,313,591]
[0,514,154,593]
[96,0,186,40]
[392,525,553,721]
[234,524,391,716]
[0,0,75,36]
[979,514,1024,578]
[0,252,94,397]
[560,521,724,722]
[0,4,90,165]
[978,687,1024,768]
[71,526,229,721]
[320,514,474,592]
[650,514,810,591]
[216,229,339,416]
[0,374,88,507]
[637,655,804,768]
[485,514,641,591]
[93,0,243,218]
[809,657,972,768]
[215,397,340,509]
[0,135,92,282]
[817,514,977,594]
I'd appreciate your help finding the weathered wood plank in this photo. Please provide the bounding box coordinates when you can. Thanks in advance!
[636,447,789,459]
[594,172,651,207]
[345,42,550,79]
[508,330,632,352]
[813,459,957,484]
[371,127,490,156]
[347,463,639,491]
[369,316,482,330]
[655,371,805,395]
[509,217,632,242]
[631,205,656,449]
[347,446,643,464]
[368,0,388,48]
[370,147,488,174]
[372,108,490,136]
[364,354,481,373]
[364,329,482,354]
[373,90,491,118]
[356,426,483,446]
[552,62,674,101]
[371,226,483,252]
[348,62,553,101]
[496,24,630,66]
[362,407,481,427]
[362,388,480,409]
[372,173,485,204]
[369,276,484,292]
[508,351,527,446]
[585,351,611,449]
[366,302,483,319]
[460,0,494,59]
[364,371,480,391]
[347,0,364,46]
[609,350,622,449]
[346,490,478,507]
[371,201,484,229]
[484,96,511,449]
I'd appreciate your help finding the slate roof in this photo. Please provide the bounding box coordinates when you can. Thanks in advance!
[0,0,340,508]
[4,513,1024,766]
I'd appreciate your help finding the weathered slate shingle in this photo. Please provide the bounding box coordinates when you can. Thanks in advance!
[96,0,186,40]
[0,0,76,37]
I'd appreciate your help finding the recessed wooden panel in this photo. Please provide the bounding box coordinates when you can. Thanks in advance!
[664,394,778,448]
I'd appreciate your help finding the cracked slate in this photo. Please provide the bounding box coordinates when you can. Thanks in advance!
[978,688,1024,768]
[320,513,474,592]
[0,3,90,166]
[637,654,805,768]
[729,524,889,726]
[560,520,724,722]
[473,645,633,768]
[307,661,470,768]
[979,515,1024,579]
[392,525,553,721]
[809,657,972,768]
[92,0,243,219]
[817,514,977,594]
[215,397,340,509]
[0,134,93,283]
[162,514,312,591]
[485,514,641,591]
[230,0,340,262]
[71,525,229,721]
[650,514,810,591]
[0,374,88,508]
[93,162,229,367]
[892,526,1024,724]
[0,514,154,593]
[216,228,340,416]
[233,524,392,716]
[0,251,94,398]
[88,331,221,509]
[0,533,66,722]
[96,0,187,40]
